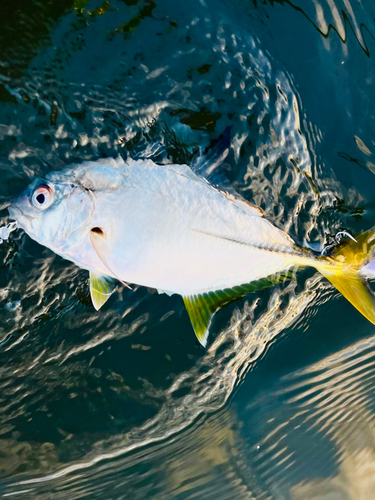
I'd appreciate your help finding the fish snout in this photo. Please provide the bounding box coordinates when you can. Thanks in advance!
[8,194,34,228]
[8,203,23,220]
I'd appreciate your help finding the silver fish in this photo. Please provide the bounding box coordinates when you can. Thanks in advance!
[8,140,375,345]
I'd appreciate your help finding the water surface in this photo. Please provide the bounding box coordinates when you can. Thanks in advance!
[1,0,375,498]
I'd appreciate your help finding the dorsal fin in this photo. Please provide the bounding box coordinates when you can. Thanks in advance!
[190,126,262,214]
[224,192,264,217]
[133,141,168,163]
[191,126,232,177]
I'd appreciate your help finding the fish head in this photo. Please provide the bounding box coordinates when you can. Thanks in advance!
[8,160,126,271]
[8,175,93,255]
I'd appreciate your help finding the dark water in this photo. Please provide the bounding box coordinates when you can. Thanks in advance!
[1,0,375,498]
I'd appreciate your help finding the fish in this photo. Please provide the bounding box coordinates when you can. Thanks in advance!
[8,131,375,346]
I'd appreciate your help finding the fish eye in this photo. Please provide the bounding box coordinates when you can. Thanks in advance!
[32,184,53,210]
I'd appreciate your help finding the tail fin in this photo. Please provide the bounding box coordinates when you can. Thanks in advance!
[315,228,375,325]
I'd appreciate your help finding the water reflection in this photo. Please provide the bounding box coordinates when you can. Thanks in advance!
[286,335,375,499]
[257,0,375,57]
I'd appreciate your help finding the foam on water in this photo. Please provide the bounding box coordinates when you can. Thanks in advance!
[0,222,17,244]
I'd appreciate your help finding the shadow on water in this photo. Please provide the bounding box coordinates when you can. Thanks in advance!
[1,0,375,498]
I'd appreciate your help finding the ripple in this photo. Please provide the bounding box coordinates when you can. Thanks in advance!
[0,0,372,497]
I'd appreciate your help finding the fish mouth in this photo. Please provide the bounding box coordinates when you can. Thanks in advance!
[8,204,23,220]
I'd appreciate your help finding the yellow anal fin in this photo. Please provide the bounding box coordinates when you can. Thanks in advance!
[183,273,290,346]
[319,267,375,325]
[90,272,116,311]
[183,295,214,347]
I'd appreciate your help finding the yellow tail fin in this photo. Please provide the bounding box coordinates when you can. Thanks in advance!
[317,266,375,325]
[315,228,375,324]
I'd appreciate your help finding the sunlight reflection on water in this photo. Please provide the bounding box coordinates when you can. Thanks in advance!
[1,0,375,498]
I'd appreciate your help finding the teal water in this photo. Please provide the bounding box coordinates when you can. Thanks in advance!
[1,0,375,498]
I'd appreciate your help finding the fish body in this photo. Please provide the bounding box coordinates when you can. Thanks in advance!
[10,157,313,290]
[8,145,375,345]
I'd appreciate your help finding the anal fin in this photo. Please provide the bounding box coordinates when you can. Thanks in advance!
[90,272,117,311]
[183,274,289,346]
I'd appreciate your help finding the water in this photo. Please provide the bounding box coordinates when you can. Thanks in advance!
[1,0,375,498]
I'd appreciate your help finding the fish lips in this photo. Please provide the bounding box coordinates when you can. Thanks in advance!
[8,203,22,220]
[8,193,34,229]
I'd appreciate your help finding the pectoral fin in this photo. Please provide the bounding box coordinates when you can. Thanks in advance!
[90,272,116,311]
[90,228,114,274]
[90,228,132,290]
